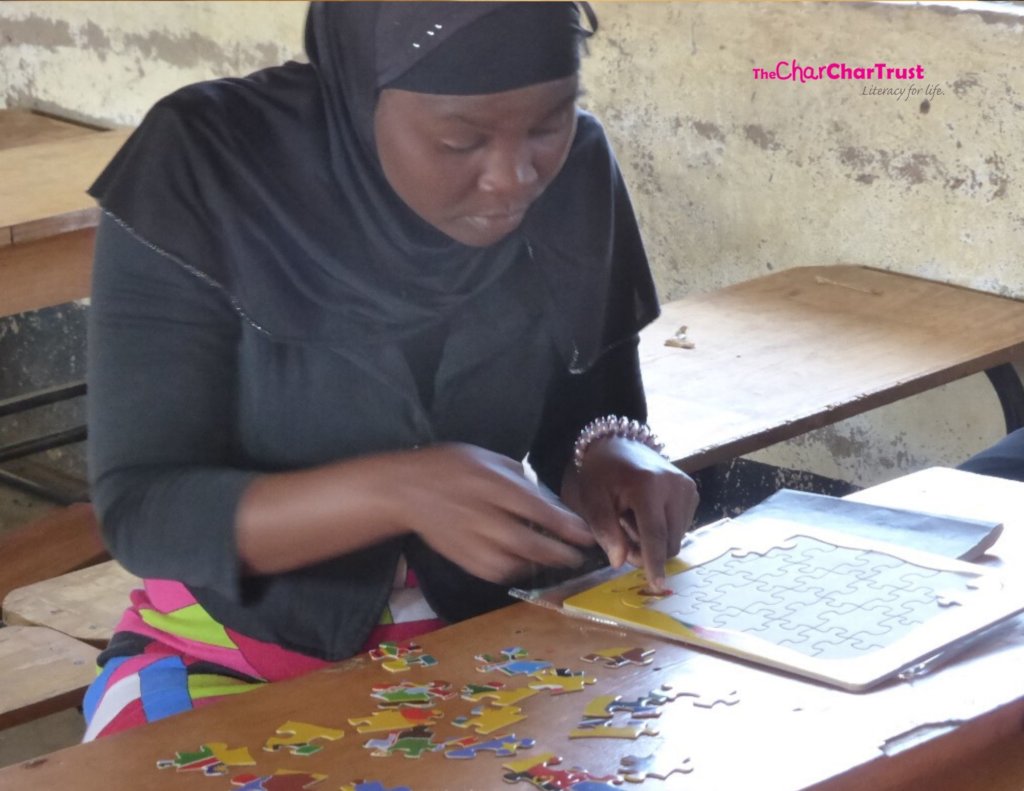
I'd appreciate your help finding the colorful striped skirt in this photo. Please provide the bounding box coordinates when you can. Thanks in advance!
[83,566,444,740]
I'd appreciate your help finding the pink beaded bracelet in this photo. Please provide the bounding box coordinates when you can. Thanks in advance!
[572,415,668,470]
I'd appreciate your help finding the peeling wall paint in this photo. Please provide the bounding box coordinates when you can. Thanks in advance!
[2,1,1022,487]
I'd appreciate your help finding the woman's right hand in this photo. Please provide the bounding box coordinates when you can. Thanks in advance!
[385,443,594,583]
[237,442,593,582]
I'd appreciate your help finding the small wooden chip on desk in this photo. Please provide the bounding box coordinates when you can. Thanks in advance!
[665,324,696,349]
[813,274,884,296]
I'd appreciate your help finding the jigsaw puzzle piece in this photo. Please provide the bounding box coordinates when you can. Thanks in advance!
[369,641,420,661]
[501,753,620,790]
[606,696,662,719]
[482,659,553,676]
[527,667,597,695]
[230,770,326,790]
[580,646,655,668]
[370,680,454,707]
[618,751,694,783]
[474,647,552,676]
[156,742,255,775]
[569,715,659,740]
[473,647,529,666]
[452,704,527,735]
[382,653,438,673]
[338,781,411,791]
[608,579,676,609]
[467,685,539,707]
[582,694,620,719]
[349,706,443,734]
[263,721,344,756]
[664,683,740,709]
[363,724,444,759]
[443,733,536,759]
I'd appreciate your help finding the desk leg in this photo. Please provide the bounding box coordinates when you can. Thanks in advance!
[985,363,1024,434]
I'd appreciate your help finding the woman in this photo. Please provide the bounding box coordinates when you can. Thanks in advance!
[82,2,697,739]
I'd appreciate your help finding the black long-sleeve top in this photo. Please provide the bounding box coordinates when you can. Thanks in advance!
[88,215,647,661]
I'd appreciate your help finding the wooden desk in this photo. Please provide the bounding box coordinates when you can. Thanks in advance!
[0,109,98,151]
[0,109,131,315]
[1,467,1022,790]
[641,265,1024,470]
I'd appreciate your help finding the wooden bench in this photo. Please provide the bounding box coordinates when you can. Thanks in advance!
[0,504,112,728]
[0,626,98,730]
[640,264,1024,471]
[0,503,108,604]
[3,560,139,650]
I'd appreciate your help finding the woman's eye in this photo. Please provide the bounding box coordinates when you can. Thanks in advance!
[441,138,484,153]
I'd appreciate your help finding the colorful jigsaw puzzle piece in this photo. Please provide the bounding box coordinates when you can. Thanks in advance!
[569,715,659,740]
[655,682,740,709]
[580,646,656,668]
[443,733,536,759]
[618,752,694,783]
[382,653,438,673]
[474,647,528,663]
[581,694,620,719]
[263,721,344,756]
[474,647,552,676]
[156,742,255,776]
[370,680,454,708]
[477,658,553,676]
[364,724,454,759]
[501,752,620,790]
[230,770,326,790]
[462,683,539,707]
[460,680,506,698]
[527,667,597,695]
[452,704,527,735]
[369,641,420,661]
[349,706,443,734]
[338,781,411,791]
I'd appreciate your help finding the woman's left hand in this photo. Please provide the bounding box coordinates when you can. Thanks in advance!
[562,436,699,591]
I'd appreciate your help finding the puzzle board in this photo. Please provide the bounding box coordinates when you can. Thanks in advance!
[562,518,1024,691]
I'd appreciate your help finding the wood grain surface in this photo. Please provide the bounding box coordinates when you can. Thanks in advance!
[642,265,1024,470]
[1,469,1022,791]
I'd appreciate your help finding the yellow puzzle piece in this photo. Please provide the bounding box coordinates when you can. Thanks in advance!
[453,704,527,735]
[464,685,539,707]
[348,707,444,734]
[263,721,345,754]
[528,668,597,695]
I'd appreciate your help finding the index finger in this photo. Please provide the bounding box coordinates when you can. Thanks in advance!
[628,504,669,592]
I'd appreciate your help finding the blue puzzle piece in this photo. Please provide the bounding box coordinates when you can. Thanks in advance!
[444,734,536,759]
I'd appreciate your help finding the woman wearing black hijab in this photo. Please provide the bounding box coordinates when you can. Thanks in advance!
[83,2,697,738]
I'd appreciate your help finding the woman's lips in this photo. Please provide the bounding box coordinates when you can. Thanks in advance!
[464,208,527,236]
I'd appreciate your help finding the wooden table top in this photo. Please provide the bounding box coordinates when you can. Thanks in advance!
[0,109,99,152]
[0,126,131,246]
[2,467,1022,791]
[641,265,1024,470]
[0,109,131,313]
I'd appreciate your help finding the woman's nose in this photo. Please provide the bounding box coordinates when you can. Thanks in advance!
[478,143,539,197]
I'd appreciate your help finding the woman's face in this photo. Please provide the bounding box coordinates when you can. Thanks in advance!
[374,75,579,248]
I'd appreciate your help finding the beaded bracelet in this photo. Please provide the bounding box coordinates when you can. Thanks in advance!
[572,415,668,471]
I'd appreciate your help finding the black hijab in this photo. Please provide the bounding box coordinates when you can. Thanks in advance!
[89,2,658,372]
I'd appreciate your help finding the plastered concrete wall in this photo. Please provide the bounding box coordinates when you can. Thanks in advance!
[578,2,1023,485]
[2,2,1022,487]
[0,2,305,126]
